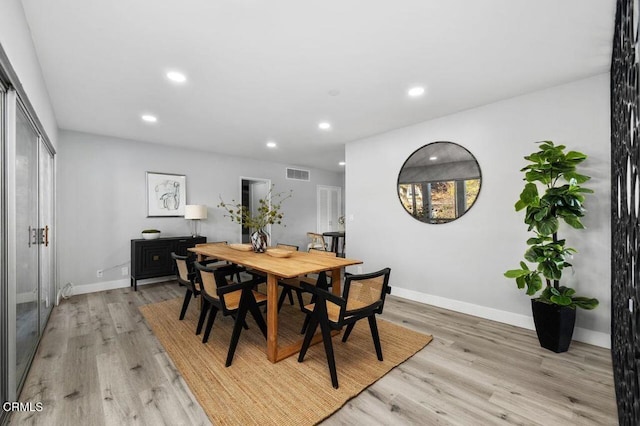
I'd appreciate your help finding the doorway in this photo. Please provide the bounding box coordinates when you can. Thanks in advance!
[316,185,342,233]
[240,178,271,243]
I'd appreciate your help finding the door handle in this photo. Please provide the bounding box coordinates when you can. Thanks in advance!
[42,226,49,247]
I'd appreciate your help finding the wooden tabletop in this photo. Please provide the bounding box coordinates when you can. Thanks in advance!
[188,244,361,277]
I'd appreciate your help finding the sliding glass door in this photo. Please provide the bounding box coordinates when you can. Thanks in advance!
[1,86,55,411]
[14,103,41,389]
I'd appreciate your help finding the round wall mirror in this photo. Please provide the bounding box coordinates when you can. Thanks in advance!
[397,141,482,224]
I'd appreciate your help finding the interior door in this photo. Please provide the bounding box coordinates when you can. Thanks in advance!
[317,185,341,233]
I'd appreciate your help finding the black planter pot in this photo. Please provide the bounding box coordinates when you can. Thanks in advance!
[531,299,576,353]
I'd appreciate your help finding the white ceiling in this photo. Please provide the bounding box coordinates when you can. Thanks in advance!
[20,0,615,173]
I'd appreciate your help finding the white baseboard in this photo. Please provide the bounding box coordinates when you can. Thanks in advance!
[391,286,611,349]
[71,276,176,296]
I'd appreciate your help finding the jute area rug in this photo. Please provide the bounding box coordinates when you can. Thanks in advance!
[139,297,433,425]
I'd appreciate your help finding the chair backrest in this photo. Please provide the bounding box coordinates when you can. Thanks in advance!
[171,252,192,283]
[343,268,391,313]
[194,262,221,299]
[306,232,326,251]
[309,248,336,257]
[276,243,299,251]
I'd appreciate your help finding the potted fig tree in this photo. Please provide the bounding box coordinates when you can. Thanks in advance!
[504,141,598,353]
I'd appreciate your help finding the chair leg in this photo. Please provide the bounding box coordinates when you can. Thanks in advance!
[277,287,288,312]
[247,296,267,339]
[368,315,383,361]
[196,301,209,335]
[226,291,251,367]
[300,294,318,334]
[202,307,218,344]
[319,312,339,388]
[341,322,355,343]
[286,288,294,305]
[298,311,319,362]
[294,289,305,309]
[179,289,193,320]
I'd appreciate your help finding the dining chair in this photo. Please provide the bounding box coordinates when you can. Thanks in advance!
[297,268,392,388]
[171,252,199,320]
[306,232,327,251]
[277,248,336,314]
[194,262,268,367]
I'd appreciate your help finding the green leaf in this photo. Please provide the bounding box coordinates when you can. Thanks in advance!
[525,274,543,295]
[514,199,527,211]
[519,183,539,205]
[565,151,587,161]
[572,297,599,310]
[536,216,559,235]
[563,215,585,229]
[550,295,573,306]
[533,207,549,221]
[504,269,529,278]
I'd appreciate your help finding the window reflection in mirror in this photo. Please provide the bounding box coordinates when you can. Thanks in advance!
[397,142,481,224]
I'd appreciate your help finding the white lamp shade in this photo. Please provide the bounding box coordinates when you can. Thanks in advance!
[184,204,207,220]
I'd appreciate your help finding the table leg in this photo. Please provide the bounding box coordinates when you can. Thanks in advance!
[331,268,341,296]
[267,273,279,362]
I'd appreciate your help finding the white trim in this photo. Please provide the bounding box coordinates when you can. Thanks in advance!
[391,286,611,349]
[72,276,175,296]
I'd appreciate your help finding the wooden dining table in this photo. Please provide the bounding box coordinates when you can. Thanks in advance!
[188,244,362,363]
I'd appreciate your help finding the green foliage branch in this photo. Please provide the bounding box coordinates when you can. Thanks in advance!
[218,185,293,231]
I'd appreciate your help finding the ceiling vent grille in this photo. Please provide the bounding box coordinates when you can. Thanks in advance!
[286,167,310,181]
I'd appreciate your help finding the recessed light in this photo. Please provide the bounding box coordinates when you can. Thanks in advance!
[318,122,332,130]
[142,114,158,123]
[408,86,425,97]
[266,141,277,148]
[166,71,187,83]
[429,156,438,161]
[339,161,346,166]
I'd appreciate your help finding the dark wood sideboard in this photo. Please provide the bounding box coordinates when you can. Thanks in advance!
[130,236,206,291]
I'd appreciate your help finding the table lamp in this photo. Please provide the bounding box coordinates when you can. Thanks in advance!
[184,204,207,237]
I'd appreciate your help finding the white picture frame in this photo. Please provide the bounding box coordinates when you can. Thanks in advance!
[146,172,186,217]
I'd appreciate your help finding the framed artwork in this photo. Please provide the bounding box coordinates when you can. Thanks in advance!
[146,172,186,217]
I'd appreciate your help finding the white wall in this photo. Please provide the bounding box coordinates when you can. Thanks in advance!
[345,74,611,346]
[0,0,58,148]
[57,130,344,290]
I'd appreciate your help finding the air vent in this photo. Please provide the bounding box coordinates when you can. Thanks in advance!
[286,167,310,181]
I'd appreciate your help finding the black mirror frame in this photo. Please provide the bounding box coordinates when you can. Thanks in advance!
[396,141,482,224]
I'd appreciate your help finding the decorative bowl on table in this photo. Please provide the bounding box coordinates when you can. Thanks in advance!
[141,230,161,240]
[266,248,292,258]
[229,243,253,251]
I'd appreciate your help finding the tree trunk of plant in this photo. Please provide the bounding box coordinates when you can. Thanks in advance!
[552,231,560,290]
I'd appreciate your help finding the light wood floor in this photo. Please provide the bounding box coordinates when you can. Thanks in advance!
[10,281,618,425]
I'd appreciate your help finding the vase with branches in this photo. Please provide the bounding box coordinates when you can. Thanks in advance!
[218,185,292,252]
